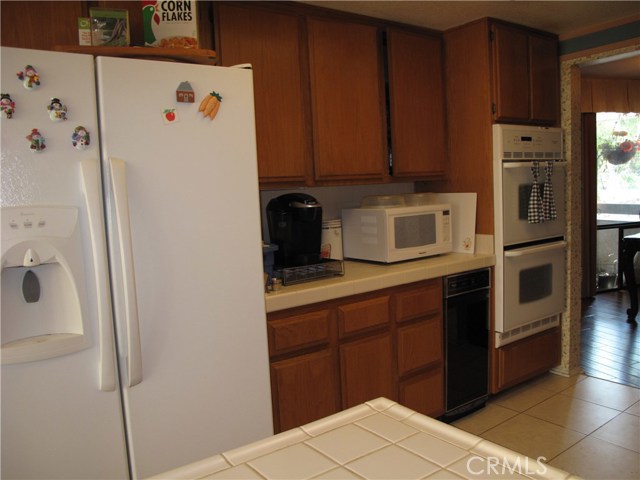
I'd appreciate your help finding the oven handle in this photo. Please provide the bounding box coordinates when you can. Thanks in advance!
[503,160,566,169]
[504,240,567,257]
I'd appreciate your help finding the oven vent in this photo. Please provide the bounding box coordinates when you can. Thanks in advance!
[495,314,560,347]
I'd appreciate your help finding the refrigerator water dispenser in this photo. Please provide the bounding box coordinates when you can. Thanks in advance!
[1,206,90,364]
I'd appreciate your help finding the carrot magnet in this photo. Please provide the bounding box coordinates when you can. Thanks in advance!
[26,128,46,152]
[47,98,68,122]
[176,82,194,103]
[198,91,222,120]
[71,126,90,150]
[0,93,16,118]
[17,65,40,90]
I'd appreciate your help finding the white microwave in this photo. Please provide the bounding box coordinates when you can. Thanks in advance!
[341,203,453,263]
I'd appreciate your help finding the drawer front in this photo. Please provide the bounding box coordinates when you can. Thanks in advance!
[268,310,331,356]
[337,295,390,338]
[395,281,442,323]
[397,319,442,375]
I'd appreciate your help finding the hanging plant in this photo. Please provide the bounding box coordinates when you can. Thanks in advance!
[600,130,639,165]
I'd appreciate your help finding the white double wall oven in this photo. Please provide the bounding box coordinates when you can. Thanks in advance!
[493,124,566,347]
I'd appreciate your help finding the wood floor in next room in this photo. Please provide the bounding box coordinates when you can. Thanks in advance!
[581,290,639,389]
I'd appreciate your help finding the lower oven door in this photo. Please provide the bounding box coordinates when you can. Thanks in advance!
[499,240,566,332]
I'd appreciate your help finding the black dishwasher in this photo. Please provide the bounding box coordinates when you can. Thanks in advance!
[442,268,490,422]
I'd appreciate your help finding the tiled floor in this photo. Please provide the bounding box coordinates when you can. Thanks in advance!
[453,373,640,479]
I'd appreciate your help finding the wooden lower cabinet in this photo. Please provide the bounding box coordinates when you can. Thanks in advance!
[270,349,340,433]
[492,327,561,392]
[399,367,444,418]
[340,333,395,408]
[267,279,445,432]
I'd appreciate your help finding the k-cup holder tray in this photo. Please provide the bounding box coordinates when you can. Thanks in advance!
[279,259,344,285]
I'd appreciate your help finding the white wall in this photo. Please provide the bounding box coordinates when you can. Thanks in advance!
[259,183,415,241]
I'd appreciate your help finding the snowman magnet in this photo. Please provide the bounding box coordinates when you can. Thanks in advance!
[47,98,68,122]
[26,128,46,152]
[0,93,16,118]
[17,65,40,90]
[71,126,90,150]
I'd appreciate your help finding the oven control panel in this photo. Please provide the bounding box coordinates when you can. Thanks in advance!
[493,124,563,160]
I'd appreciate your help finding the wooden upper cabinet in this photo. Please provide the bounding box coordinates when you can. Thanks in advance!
[529,33,560,123]
[386,28,447,178]
[216,3,312,186]
[1,1,84,50]
[492,24,530,121]
[491,21,559,124]
[307,17,388,183]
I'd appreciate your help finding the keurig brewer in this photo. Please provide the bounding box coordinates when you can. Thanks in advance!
[267,193,322,268]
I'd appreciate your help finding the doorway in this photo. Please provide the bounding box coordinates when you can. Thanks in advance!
[582,112,640,297]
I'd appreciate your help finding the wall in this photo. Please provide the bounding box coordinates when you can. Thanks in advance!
[558,16,640,376]
[259,183,415,241]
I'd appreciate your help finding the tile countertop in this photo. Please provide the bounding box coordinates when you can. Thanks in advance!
[265,252,496,313]
[150,397,579,480]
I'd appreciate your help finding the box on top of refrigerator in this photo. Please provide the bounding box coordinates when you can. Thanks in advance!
[142,1,198,48]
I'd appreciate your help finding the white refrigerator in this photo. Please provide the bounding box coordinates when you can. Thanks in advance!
[1,46,273,479]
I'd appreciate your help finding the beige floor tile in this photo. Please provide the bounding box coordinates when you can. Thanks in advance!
[490,385,558,412]
[549,436,640,480]
[591,413,640,453]
[527,372,587,393]
[626,400,640,417]
[525,394,620,435]
[480,414,584,461]
[453,404,519,436]
[560,376,640,411]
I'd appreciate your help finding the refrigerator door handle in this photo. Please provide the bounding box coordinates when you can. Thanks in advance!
[80,159,117,392]
[109,157,143,387]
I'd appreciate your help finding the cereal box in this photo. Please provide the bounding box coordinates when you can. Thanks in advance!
[142,1,198,49]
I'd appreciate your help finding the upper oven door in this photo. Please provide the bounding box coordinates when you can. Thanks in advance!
[498,160,566,246]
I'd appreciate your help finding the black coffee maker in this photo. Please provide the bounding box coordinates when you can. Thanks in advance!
[267,193,322,268]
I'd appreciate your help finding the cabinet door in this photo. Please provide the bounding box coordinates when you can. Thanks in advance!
[1,1,84,49]
[492,23,530,122]
[529,33,559,123]
[399,368,444,417]
[397,319,442,376]
[340,333,395,408]
[270,349,340,432]
[386,28,447,178]
[307,17,388,182]
[217,3,312,186]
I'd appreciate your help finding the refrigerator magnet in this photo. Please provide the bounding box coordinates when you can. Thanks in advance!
[17,65,40,90]
[198,91,222,120]
[71,126,90,150]
[0,94,16,119]
[176,82,194,103]
[26,128,46,152]
[47,98,68,122]
[163,108,178,124]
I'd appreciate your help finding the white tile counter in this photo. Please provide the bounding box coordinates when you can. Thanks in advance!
[265,253,495,313]
[151,397,578,480]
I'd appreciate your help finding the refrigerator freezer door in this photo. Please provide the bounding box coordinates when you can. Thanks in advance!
[1,47,128,479]
[96,57,273,477]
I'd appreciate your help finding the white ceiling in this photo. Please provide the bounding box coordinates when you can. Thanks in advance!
[301,1,640,78]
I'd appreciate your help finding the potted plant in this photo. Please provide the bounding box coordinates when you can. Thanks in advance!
[600,130,639,165]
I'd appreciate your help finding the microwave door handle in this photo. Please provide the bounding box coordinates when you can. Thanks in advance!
[504,240,567,257]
